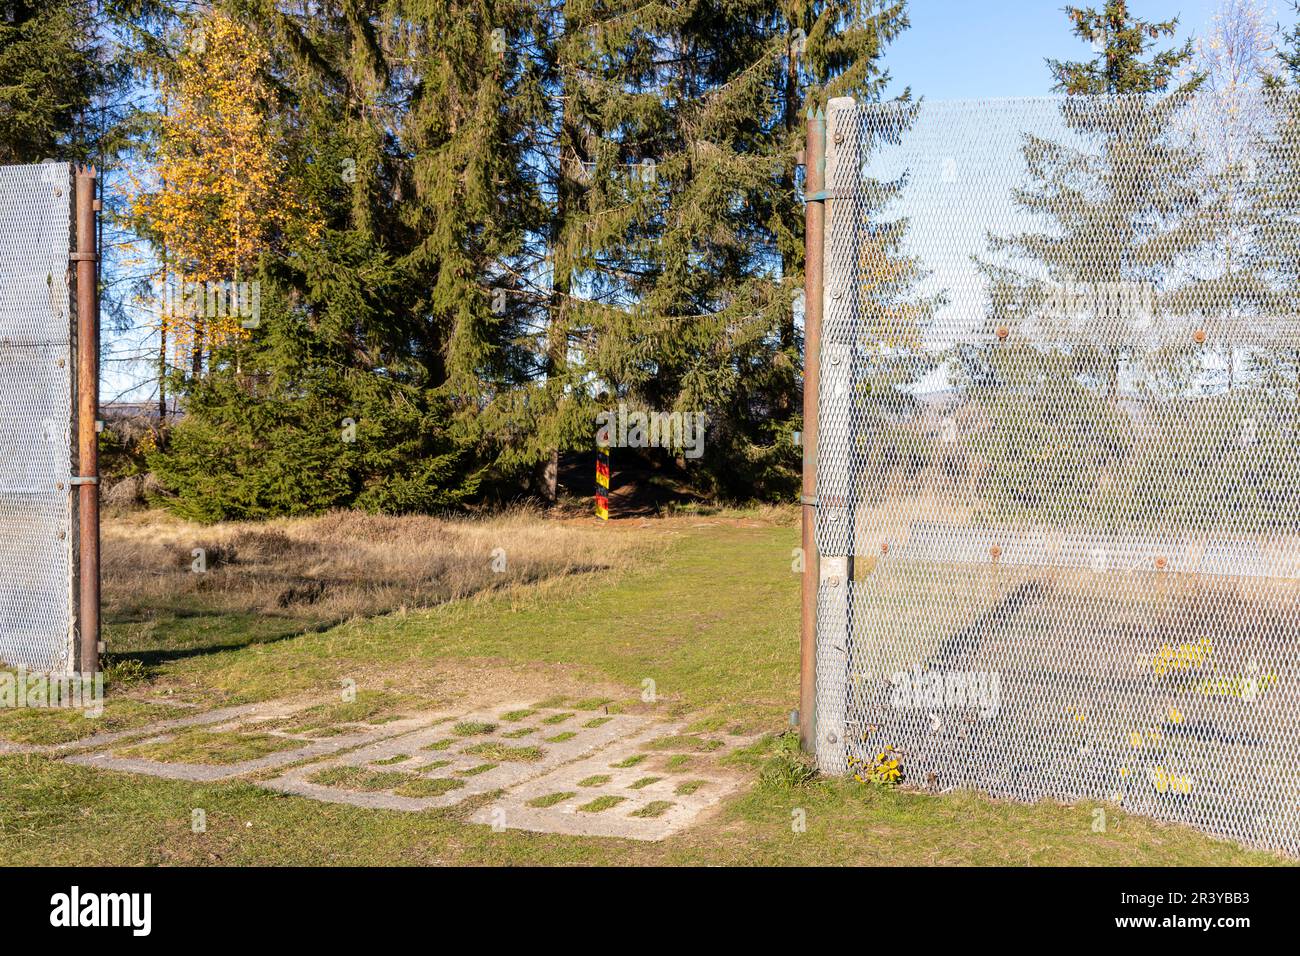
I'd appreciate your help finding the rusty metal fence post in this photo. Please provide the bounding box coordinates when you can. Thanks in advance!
[799,107,826,752]
[73,167,100,674]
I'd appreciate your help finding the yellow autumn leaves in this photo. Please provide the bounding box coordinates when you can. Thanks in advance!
[1152,637,1212,676]
[131,11,317,367]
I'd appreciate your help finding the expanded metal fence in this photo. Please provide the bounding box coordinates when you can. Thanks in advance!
[0,163,77,673]
[813,93,1300,852]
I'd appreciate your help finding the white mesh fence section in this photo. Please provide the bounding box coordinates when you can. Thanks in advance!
[813,93,1300,853]
[0,163,75,673]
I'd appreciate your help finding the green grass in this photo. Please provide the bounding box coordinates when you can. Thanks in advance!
[459,743,545,763]
[645,734,723,753]
[540,713,573,725]
[577,795,626,813]
[582,717,613,729]
[393,777,464,799]
[610,754,647,769]
[0,748,1284,865]
[501,728,536,739]
[452,721,497,736]
[0,698,176,746]
[544,732,576,743]
[628,776,663,790]
[675,780,706,796]
[456,763,496,776]
[527,792,575,809]
[307,767,411,792]
[0,519,1290,866]
[501,709,536,722]
[114,729,302,765]
[577,775,611,788]
[275,692,419,737]
[631,800,674,818]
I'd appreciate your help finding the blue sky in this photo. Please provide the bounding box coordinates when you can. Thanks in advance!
[883,0,1233,99]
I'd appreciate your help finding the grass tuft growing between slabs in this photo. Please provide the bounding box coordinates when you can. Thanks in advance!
[452,721,497,737]
[459,743,545,763]
[307,767,412,792]
[114,729,302,765]
[577,795,627,813]
[392,777,465,799]
[527,792,576,809]
[645,734,723,753]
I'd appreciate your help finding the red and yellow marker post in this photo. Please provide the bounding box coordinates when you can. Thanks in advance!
[595,441,611,520]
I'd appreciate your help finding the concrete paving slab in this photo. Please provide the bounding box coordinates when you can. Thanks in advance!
[0,702,266,756]
[467,723,747,841]
[257,703,658,811]
[61,705,449,782]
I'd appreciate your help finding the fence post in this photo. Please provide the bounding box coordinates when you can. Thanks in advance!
[799,106,826,753]
[73,167,100,674]
[811,96,858,771]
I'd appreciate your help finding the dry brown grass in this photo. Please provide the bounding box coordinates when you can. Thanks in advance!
[102,505,675,625]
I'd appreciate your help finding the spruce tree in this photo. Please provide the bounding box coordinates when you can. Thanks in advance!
[968,3,1206,525]
[1047,1,1202,95]
[148,0,533,517]
[0,0,113,163]
[546,0,910,499]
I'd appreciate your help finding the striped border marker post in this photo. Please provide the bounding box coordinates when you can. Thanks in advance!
[595,440,611,520]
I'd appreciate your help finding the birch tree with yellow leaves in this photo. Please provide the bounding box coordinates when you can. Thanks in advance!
[132,8,298,381]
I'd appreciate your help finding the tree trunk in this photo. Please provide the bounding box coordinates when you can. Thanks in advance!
[538,60,588,503]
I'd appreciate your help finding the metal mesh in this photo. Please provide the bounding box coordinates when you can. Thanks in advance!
[0,163,75,673]
[813,93,1300,853]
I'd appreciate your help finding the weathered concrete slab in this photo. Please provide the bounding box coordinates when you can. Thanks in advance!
[257,703,657,811]
[32,691,760,843]
[468,724,749,841]
[62,704,448,782]
[0,703,265,756]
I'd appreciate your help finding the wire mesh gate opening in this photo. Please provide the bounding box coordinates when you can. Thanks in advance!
[810,93,1300,853]
[0,163,79,674]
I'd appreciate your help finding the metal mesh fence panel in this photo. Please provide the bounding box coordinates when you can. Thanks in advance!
[0,163,75,673]
[813,93,1300,853]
